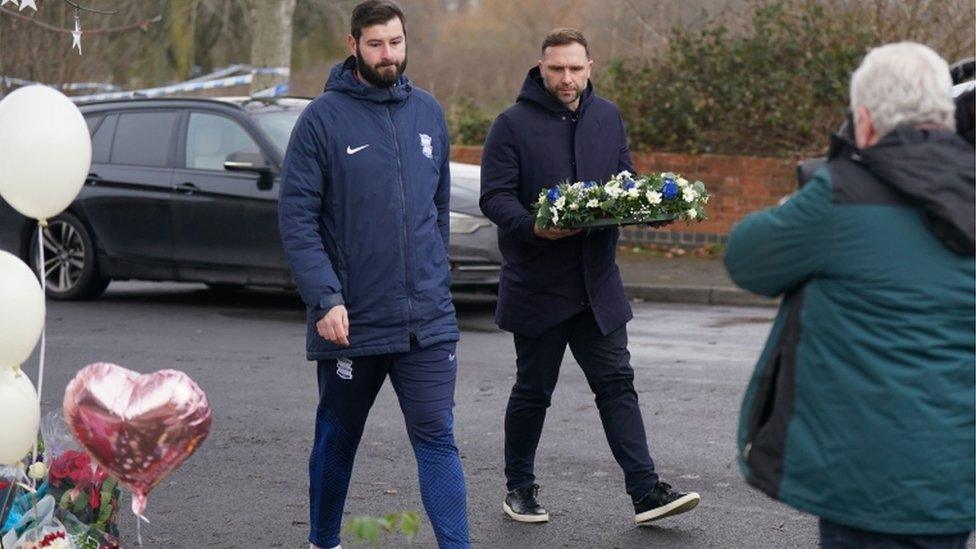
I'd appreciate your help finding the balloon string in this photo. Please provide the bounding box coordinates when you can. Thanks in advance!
[135,511,150,547]
[30,221,48,469]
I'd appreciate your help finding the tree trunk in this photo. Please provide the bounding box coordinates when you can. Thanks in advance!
[168,0,197,81]
[249,0,296,95]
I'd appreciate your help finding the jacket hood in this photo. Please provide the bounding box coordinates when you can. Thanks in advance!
[323,56,412,104]
[516,66,593,115]
[860,125,975,255]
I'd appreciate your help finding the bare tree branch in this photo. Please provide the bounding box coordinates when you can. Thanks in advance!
[0,7,161,35]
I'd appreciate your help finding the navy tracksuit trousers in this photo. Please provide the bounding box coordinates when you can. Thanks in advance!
[308,340,469,548]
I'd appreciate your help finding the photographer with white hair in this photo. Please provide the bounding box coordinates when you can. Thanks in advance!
[724,41,974,549]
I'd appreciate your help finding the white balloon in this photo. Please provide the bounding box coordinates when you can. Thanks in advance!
[0,85,91,221]
[0,367,40,465]
[0,250,45,369]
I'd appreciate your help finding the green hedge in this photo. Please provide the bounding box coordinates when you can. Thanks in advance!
[447,97,493,149]
[601,1,873,156]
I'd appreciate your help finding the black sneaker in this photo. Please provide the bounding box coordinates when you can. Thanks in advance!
[503,484,549,523]
[634,481,700,525]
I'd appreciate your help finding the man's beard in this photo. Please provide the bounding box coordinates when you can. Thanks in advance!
[355,47,407,88]
[546,83,582,107]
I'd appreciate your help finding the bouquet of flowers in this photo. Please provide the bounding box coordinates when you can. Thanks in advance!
[46,450,120,540]
[534,170,709,230]
[0,414,121,549]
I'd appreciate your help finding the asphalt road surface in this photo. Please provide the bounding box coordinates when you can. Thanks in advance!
[23,282,823,548]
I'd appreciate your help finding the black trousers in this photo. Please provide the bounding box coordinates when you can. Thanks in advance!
[504,309,658,502]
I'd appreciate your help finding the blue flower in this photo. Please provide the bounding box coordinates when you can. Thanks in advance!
[661,179,679,200]
[623,178,637,190]
[546,187,562,203]
[583,181,597,189]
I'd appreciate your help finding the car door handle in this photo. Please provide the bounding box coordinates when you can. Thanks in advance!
[86,173,101,185]
[175,182,199,195]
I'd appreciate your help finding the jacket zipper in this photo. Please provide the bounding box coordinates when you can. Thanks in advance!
[569,111,588,305]
[387,105,415,336]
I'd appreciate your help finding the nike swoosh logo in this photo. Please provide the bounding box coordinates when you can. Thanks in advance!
[449,354,456,361]
[346,144,370,155]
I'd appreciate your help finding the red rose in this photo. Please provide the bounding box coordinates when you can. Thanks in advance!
[68,467,87,484]
[48,451,83,486]
[39,531,66,546]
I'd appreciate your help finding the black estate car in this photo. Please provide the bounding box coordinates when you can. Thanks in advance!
[0,97,500,299]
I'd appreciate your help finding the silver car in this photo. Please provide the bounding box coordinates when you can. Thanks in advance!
[447,161,501,290]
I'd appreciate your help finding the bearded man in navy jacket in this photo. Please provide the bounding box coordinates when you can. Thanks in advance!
[480,28,700,526]
[278,2,469,548]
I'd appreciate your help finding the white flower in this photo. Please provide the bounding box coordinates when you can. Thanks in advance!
[618,170,633,179]
[587,198,600,208]
[677,177,690,188]
[555,196,566,209]
[686,208,698,219]
[569,203,579,210]
[682,187,698,202]
[645,191,662,205]
[626,188,640,199]
[552,213,560,225]
[606,184,623,199]
[27,462,46,480]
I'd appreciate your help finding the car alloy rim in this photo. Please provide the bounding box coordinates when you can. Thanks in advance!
[39,221,85,292]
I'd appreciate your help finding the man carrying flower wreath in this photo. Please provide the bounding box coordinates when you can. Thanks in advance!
[479,27,700,526]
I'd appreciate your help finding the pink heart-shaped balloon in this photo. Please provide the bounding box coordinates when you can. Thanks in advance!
[63,362,212,516]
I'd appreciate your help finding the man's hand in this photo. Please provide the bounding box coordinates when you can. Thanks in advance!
[534,226,581,240]
[316,305,349,347]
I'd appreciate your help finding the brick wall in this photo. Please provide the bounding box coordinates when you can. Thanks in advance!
[451,145,801,246]
[451,146,484,166]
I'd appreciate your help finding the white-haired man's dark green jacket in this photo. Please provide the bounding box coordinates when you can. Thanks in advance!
[725,126,975,535]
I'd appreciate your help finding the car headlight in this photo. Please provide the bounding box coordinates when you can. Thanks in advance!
[450,211,491,234]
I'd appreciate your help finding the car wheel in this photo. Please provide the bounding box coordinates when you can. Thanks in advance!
[28,212,110,300]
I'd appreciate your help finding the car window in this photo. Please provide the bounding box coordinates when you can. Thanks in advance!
[90,114,117,164]
[84,114,103,136]
[185,112,261,171]
[111,111,177,167]
[251,110,301,156]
